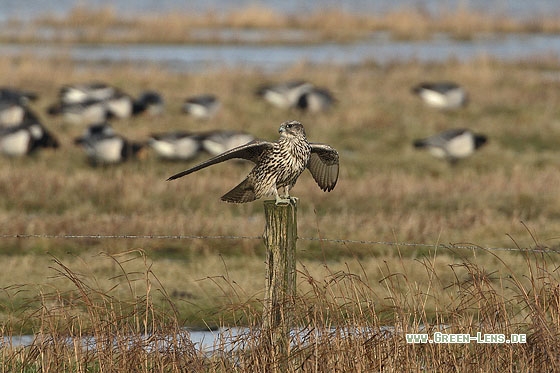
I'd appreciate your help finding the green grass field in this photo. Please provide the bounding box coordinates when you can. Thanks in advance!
[0,8,559,369]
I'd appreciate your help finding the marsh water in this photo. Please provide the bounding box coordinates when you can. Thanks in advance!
[0,0,558,20]
[1,1,560,71]
[3,327,248,353]
[1,31,560,72]
[4,325,401,354]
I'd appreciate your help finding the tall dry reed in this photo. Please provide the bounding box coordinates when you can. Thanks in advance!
[1,245,558,371]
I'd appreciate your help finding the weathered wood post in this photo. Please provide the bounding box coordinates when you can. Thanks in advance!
[262,199,297,369]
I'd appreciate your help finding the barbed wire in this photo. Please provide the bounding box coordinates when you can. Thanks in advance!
[0,234,260,241]
[0,233,558,254]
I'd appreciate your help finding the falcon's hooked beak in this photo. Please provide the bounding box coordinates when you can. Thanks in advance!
[278,120,299,136]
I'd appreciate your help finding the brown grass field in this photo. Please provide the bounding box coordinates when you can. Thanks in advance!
[0,6,559,370]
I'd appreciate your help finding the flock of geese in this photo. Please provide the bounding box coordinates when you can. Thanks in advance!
[410,81,487,164]
[0,79,485,166]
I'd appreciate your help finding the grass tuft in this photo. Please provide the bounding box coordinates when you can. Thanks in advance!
[1,247,558,371]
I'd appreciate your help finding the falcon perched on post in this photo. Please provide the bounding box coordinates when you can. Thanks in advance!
[167,120,339,204]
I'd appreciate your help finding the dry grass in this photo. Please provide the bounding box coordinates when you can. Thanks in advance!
[1,55,559,250]
[1,247,558,371]
[3,5,560,44]
[0,52,560,369]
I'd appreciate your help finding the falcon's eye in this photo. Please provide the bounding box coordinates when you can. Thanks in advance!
[286,123,292,129]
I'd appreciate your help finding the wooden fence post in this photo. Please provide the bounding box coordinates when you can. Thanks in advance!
[262,199,297,370]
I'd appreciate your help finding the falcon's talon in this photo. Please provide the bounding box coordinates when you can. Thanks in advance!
[275,196,291,205]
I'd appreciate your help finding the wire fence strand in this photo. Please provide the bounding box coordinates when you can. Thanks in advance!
[0,233,558,254]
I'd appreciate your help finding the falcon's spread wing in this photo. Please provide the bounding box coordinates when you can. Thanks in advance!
[308,143,339,191]
[166,140,273,181]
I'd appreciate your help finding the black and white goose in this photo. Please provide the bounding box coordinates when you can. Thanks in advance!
[296,87,336,113]
[0,87,39,127]
[48,99,113,125]
[0,99,26,127]
[105,90,165,119]
[182,94,220,120]
[413,128,487,164]
[148,131,202,161]
[255,80,314,110]
[0,87,38,103]
[58,82,117,104]
[134,91,165,116]
[49,83,164,124]
[411,81,468,110]
[0,110,59,157]
[74,123,143,165]
[200,130,256,156]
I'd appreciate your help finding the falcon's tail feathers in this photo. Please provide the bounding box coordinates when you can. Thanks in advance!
[221,178,257,203]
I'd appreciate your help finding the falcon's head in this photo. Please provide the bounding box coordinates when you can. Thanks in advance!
[279,120,306,138]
